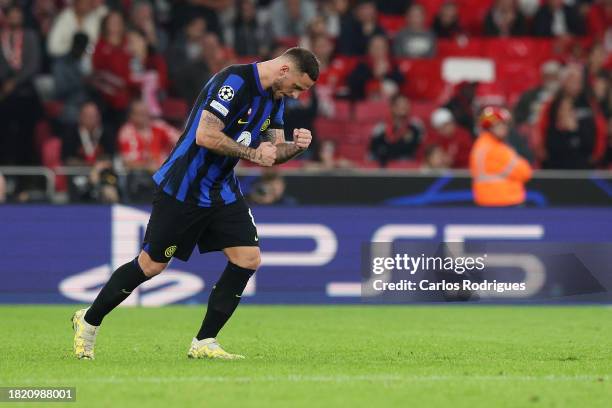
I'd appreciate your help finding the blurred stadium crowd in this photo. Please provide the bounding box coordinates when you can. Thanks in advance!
[0,0,611,202]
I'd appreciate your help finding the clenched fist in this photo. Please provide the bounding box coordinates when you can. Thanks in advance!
[253,141,277,166]
[293,128,312,150]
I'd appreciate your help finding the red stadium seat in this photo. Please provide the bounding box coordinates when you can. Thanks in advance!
[354,100,391,123]
[330,56,360,82]
[336,143,368,162]
[315,117,348,142]
[475,82,507,106]
[398,58,446,102]
[333,100,352,120]
[421,0,447,25]
[497,61,541,98]
[410,100,438,123]
[161,98,189,123]
[346,121,377,144]
[276,37,299,48]
[378,13,406,37]
[41,137,62,168]
[40,136,67,192]
[234,56,258,65]
[437,38,484,58]
[43,100,64,119]
[457,0,494,35]
[484,38,555,65]
[34,120,55,158]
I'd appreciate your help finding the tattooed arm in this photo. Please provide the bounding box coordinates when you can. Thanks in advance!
[196,110,276,166]
[262,128,312,165]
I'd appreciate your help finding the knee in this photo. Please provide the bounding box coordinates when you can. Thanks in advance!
[228,249,261,271]
[138,251,168,277]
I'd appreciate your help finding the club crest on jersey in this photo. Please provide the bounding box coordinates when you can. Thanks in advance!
[260,118,271,132]
[237,131,252,146]
[218,85,234,101]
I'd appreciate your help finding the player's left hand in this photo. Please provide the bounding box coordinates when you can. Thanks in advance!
[293,128,312,150]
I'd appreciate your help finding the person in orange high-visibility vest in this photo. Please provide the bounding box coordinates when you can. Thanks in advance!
[470,107,532,206]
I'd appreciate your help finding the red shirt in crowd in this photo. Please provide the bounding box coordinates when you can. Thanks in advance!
[92,38,168,111]
[425,126,473,168]
[118,120,179,167]
[92,38,136,110]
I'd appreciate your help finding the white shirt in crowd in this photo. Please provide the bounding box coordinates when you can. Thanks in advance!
[47,5,108,58]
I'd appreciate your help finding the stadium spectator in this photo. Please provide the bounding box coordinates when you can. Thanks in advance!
[347,35,403,100]
[538,65,607,169]
[483,0,528,37]
[319,0,350,38]
[513,60,561,126]
[470,107,532,207]
[0,5,42,165]
[166,16,207,81]
[61,102,114,165]
[375,0,411,15]
[422,145,451,169]
[369,94,424,167]
[269,0,317,39]
[52,32,93,126]
[393,3,436,58]
[31,0,60,72]
[444,81,478,135]
[85,160,120,203]
[170,33,213,104]
[248,170,297,205]
[585,43,610,86]
[591,71,611,117]
[304,140,353,169]
[201,32,234,76]
[231,0,273,57]
[128,0,168,53]
[337,0,385,55]
[309,34,342,111]
[531,0,585,38]
[299,16,330,51]
[47,0,107,58]
[168,0,231,39]
[118,100,178,171]
[587,0,612,52]
[125,29,168,117]
[431,1,463,39]
[92,10,134,132]
[427,108,473,168]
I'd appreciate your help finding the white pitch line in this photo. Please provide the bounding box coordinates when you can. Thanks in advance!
[11,374,609,384]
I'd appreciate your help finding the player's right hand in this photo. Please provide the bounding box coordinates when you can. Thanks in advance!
[254,142,277,166]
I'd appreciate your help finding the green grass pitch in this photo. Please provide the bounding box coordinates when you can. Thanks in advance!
[1,305,611,407]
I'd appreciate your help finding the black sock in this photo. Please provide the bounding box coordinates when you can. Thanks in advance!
[196,262,255,340]
[84,257,151,326]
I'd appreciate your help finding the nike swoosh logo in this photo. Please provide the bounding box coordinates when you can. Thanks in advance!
[121,289,132,294]
[235,294,242,298]
[254,236,258,241]
[238,119,249,124]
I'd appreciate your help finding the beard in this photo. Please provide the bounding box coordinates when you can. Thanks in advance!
[271,78,284,99]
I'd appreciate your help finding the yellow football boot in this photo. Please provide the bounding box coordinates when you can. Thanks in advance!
[187,338,244,360]
[71,308,99,360]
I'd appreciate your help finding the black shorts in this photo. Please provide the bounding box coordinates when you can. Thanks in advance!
[142,188,258,262]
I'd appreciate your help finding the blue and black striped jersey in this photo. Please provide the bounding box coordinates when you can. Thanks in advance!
[153,63,285,207]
